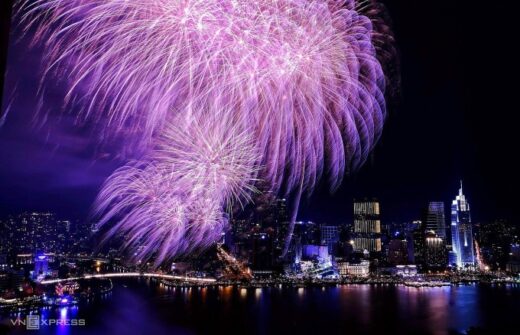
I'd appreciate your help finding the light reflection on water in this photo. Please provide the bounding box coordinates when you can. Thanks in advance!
[255,288,262,300]
[240,288,247,299]
[2,280,520,335]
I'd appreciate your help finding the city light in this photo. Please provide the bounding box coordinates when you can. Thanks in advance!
[39,273,217,285]
[1,1,519,334]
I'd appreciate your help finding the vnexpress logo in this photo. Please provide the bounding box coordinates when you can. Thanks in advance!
[26,315,40,330]
[9,314,86,330]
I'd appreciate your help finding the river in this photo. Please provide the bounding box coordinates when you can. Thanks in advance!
[2,279,520,334]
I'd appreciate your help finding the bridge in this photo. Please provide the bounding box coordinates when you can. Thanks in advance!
[39,272,216,285]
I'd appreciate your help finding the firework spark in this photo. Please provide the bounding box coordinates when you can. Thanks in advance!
[94,114,259,265]
[18,0,397,264]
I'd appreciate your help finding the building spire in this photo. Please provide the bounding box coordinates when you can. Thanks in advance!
[459,179,463,195]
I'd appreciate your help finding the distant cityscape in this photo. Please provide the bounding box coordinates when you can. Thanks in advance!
[1,181,519,307]
[221,181,519,279]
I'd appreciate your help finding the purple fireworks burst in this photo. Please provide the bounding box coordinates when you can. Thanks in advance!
[17,0,398,264]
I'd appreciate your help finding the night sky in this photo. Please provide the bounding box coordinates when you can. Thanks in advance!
[1,1,518,225]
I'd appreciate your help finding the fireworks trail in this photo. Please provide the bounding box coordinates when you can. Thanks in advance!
[94,113,260,265]
[17,0,398,264]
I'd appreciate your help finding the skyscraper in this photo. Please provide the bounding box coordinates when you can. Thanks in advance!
[412,220,425,266]
[451,181,475,268]
[424,231,447,269]
[387,238,408,265]
[426,202,446,239]
[320,225,340,254]
[353,200,382,254]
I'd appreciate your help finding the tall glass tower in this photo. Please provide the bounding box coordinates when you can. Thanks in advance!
[450,181,475,268]
[353,200,382,254]
[426,202,446,239]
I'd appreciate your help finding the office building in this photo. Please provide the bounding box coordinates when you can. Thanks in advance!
[424,231,447,269]
[387,239,408,265]
[353,200,382,254]
[451,181,475,268]
[425,202,446,239]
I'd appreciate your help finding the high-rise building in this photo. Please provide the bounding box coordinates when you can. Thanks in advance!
[506,244,520,274]
[424,231,447,269]
[2,213,58,255]
[387,239,408,265]
[250,232,273,271]
[412,221,425,266]
[227,218,252,260]
[451,181,475,268]
[353,200,382,254]
[320,225,340,254]
[478,219,518,270]
[426,202,446,239]
[300,221,320,245]
[321,225,340,245]
[273,198,291,262]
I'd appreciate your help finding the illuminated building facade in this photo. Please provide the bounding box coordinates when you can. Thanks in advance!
[394,265,418,277]
[353,200,382,254]
[506,244,520,274]
[320,225,340,254]
[451,182,475,268]
[424,231,447,269]
[426,202,446,239]
[337,261,370,277]
[33,254,50,280]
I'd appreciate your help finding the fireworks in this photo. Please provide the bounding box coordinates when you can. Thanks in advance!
[18,0,397,264]
[94,114,259,264]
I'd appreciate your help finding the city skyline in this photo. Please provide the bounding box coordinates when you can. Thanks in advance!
[1,1,520,335]
[0,180,499,228]
[1,181,517,273]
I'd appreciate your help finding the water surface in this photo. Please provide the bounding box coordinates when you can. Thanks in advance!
[3,279,520,335]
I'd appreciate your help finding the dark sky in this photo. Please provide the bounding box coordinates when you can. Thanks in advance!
[1,1,518,225]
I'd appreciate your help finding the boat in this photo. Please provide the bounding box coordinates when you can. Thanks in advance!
[404,281,451,288]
